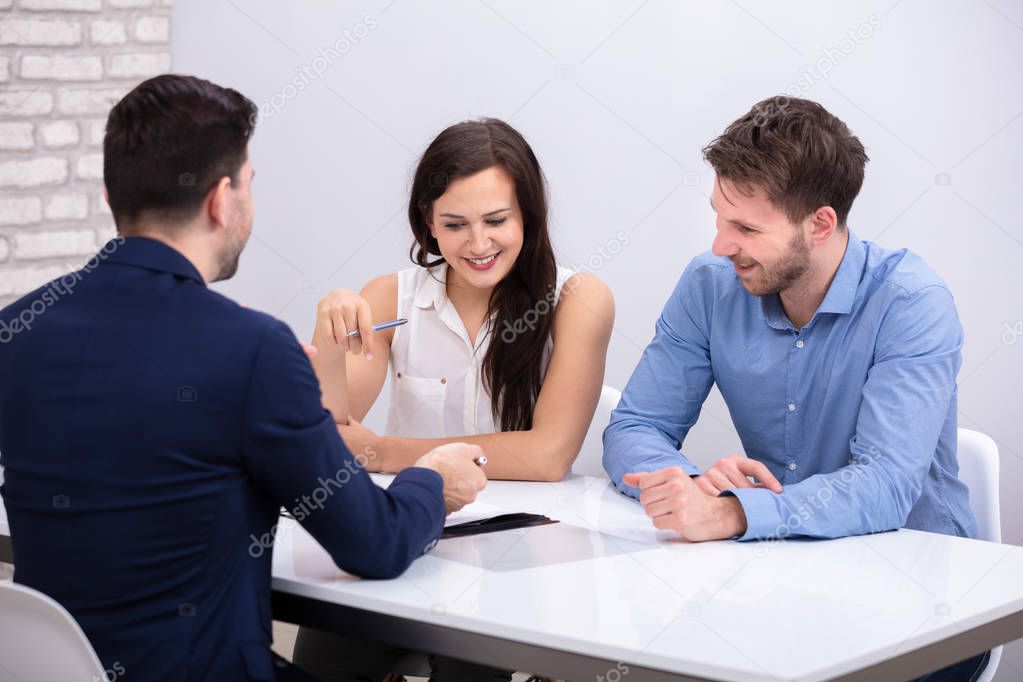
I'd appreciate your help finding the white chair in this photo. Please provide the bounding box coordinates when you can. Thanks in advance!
[956,428,1002,682]
[571,384,622,478]
[0,581,107,682]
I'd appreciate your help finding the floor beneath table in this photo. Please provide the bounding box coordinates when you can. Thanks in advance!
[272,621,539,681]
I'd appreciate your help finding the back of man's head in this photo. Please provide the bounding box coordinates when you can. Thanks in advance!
[103,74,257,235]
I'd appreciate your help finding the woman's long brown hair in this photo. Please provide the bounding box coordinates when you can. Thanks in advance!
[408,118,557,432]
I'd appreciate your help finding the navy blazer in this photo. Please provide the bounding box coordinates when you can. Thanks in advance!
[0,237,445,681]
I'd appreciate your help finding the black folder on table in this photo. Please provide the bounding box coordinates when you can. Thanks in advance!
[441,512,558,538]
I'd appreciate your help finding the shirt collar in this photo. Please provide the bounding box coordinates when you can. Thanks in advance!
[816,230,865,315]
[759,230,866,330]
[759,294,791,331]
[100,236,206,286]
[413,262,449,310]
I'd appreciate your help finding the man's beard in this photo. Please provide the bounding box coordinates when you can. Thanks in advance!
[737,228,811,296]
[212,232,245,283]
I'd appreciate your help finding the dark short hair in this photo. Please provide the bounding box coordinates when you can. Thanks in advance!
[702,96,868,226]
[103,74,257,232]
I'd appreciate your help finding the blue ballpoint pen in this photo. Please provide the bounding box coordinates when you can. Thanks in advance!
[346,318,408,337]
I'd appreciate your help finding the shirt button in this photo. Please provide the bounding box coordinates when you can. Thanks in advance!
[787,461,798,471]
[787,402,796,412]
[795,339,805,348]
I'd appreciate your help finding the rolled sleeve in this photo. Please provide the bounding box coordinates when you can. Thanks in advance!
[726,488,786,540]
[603,260,717,497]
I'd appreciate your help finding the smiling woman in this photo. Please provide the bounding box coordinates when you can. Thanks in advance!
[306,117,614,482]
[408,120,556,433]
[297,118,615,680]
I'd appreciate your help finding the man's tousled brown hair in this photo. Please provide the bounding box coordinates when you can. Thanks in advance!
[702,96,868,226]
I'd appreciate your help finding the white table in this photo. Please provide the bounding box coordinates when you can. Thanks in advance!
[270,474,1023,681]
[3,478,1021,680]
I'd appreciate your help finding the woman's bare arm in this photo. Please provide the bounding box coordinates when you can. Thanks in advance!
[309,273,398,424]
[370,273,615,481]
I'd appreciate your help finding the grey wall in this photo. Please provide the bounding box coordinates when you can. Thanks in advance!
[172,1,1023,677]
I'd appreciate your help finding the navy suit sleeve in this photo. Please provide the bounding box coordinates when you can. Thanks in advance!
[241,318,445,579]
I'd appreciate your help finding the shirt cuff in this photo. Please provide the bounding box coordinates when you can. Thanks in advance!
[395,465,444,492]
[725,487,786,541]
[609,454,700,499]
[392,466,446,549]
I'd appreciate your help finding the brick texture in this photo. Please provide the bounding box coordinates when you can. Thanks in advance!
[0,1,172,305]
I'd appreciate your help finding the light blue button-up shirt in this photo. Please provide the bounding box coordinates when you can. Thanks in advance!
[603,233,977,541]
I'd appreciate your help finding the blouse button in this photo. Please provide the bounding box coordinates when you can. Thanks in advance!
[396,372,402,379]
[440,378,447,385]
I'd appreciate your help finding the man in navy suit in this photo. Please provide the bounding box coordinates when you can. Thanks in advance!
[0,74,486,681]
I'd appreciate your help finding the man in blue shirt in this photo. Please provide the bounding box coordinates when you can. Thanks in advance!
[604,94,984,680]
[0,75,486,681]
[604,95,983,680]
[604,95,975,543]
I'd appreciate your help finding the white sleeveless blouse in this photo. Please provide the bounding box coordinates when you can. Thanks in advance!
[385,263,576,438]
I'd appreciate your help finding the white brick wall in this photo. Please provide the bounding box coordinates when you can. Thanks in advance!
[44,192,89,220]
[0,123,36,150]
[91,19,126,45]
[19,0,103,11]
[0,19,83,46]
[134,15,167,43]
[0,197,43,225]
[0,91,55,116]
[21,54,105,80]
[0,0,172,306]
[0,158,69,188]
[39,120,80,147]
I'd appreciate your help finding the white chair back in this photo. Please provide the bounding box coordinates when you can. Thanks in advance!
[956,428,1001,544]
[0,581,107,682]
[955,428,1002,682]
[572,384,622,478]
